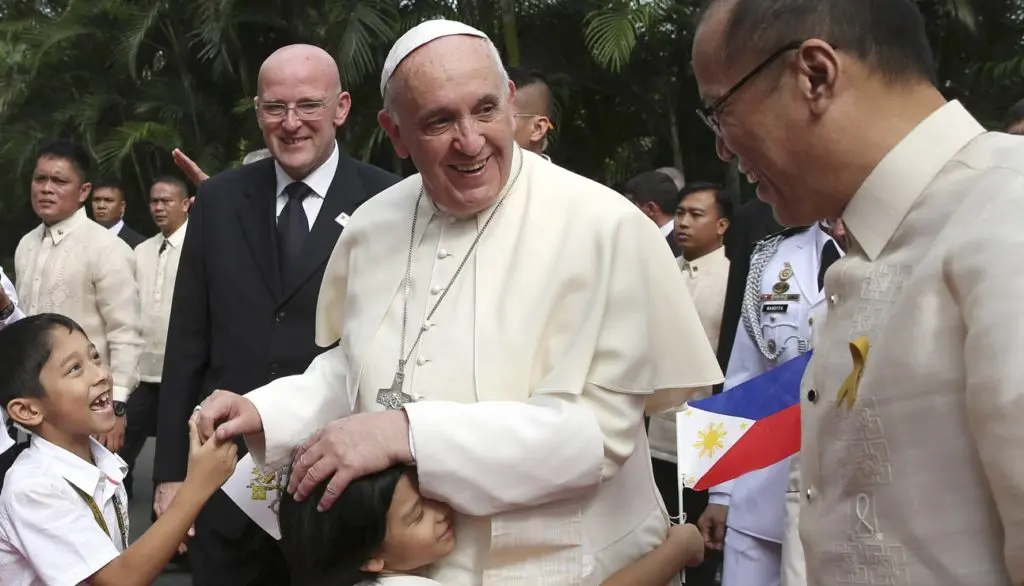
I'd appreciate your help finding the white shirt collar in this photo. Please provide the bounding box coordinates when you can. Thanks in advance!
[843,100,984,260]
[273,141,339,199]
[107,219,124,234]
[659,220,674,237]
[162,219,189,248]
[28,435,128,496]
[44,207,89,245]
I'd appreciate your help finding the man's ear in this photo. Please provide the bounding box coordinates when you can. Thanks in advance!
[378,110,410,160]
[7,398,43,429]
[360,557,385,573]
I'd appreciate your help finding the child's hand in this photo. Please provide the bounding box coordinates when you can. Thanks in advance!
[667,523,705,567]
[185,418,239,495]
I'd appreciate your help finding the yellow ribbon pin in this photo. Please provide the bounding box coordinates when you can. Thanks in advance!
[836,336,870,410]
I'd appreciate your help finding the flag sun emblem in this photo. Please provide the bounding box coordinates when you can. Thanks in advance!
[693,422,727,459]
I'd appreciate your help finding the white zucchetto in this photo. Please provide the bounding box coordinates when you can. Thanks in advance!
[380,19,490,96]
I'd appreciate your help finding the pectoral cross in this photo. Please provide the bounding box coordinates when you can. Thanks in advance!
[377,370,413,410]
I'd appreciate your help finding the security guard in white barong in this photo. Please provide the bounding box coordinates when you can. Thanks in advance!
[698,222,841,586]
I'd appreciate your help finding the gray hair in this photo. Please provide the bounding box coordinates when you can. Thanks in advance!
[242,148,272,165]
[382,36,510,124]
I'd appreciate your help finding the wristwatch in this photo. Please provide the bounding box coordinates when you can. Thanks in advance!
[113,401,128,417]
[0,301,14,321]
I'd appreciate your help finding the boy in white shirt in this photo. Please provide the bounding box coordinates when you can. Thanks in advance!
[0,313,238,586]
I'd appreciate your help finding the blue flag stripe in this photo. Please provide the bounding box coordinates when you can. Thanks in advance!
[689,351,812,420]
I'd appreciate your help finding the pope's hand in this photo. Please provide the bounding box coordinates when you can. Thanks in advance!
[288,410,413,511]
[196,390,263,443]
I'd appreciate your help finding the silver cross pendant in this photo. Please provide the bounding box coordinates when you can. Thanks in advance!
[377,371,413,410]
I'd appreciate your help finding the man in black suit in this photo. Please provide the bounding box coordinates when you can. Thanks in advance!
[153,44,399,586]
[623,170,684,257]
[92,180,147,248]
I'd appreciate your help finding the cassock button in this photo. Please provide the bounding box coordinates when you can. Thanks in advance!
[437,249,450,259]
[422,320,434,330]
[805,486,816,501]
[416,356,428,366]
[446,215,457,224]
[429,285,443,295]
[807,389,818,403]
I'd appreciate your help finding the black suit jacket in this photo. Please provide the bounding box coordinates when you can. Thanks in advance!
[117,224,146,249]
[665,231,683,258]
[714,199,781,391]
[154,153,398,530]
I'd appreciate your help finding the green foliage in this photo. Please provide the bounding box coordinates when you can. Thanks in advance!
[0,0,1017,262]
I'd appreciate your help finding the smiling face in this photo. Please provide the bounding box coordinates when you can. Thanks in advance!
[692,5,842,226]
[31,156,91,226]
[256,45,351,180]
[378,35,516,218]
[7,326,114,444]
[365,472,455,573]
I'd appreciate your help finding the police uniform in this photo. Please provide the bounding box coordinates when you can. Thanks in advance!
[711,223,840,586]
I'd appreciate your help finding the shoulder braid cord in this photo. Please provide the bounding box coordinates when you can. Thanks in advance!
[743,235,786,362]
[64,479,128,550]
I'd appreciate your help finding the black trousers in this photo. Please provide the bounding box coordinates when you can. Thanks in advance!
[120,381,161,500]
[190,490,289,586]
[652,457,722,586]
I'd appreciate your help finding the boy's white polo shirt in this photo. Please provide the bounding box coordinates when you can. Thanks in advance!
[0,436,129,586]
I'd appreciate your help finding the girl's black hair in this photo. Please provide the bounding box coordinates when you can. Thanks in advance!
[278,464,408,586]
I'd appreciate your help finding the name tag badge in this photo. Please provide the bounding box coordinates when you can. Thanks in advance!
[335,212,350,227]
[761,293,801,302]
[762,303,788,314]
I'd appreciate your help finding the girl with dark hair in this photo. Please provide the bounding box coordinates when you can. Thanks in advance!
[279,464,706,586]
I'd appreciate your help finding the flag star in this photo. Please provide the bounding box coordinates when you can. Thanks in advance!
[739,423,749,430]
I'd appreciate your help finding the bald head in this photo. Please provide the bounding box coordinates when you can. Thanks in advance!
[698,0,935,84]
[258,44,342,96]
[255,44,350,180]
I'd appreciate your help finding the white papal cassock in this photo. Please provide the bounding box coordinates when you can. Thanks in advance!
[245,147,723,585]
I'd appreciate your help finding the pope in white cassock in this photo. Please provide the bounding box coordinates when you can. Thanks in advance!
[198,20,723,585]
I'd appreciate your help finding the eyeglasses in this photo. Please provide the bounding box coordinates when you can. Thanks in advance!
[696,40,806,135]
[514,113,555,130]
[254,97,336,121]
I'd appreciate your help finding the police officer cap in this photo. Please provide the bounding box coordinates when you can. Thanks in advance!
[380,19,490,97]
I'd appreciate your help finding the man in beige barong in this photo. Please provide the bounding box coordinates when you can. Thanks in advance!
[693,0,1024,583]
[198,19,723,584]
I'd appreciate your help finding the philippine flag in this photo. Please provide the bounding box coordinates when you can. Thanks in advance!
[676,351,811,492]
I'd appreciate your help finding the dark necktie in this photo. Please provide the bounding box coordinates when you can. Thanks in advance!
[278,182,312,267]
[158,240,168,255]
[818,240,841,291]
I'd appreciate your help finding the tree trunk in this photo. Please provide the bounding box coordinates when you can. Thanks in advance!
[500,0,520,66]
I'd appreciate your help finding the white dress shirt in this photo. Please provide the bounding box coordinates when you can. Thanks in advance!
[0,267,25,331]
[133,221,188,383]
[0,437,129,586]
[273,141,339,226]
[106,219,124,235]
